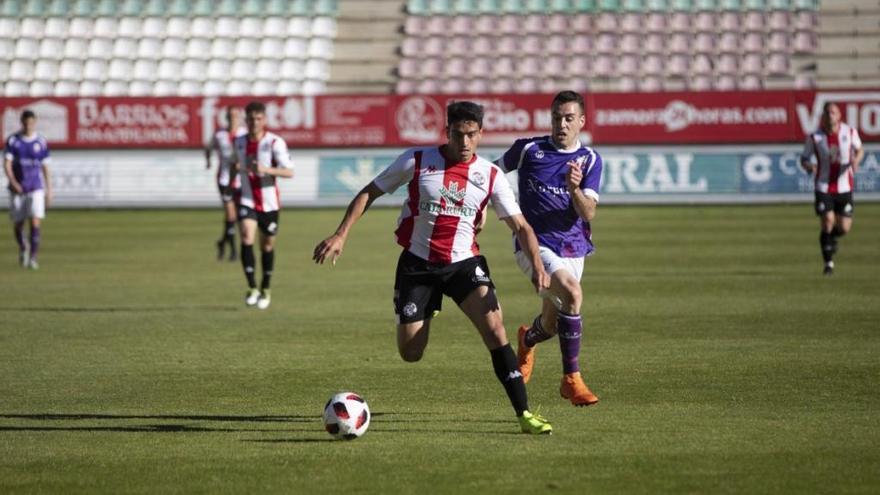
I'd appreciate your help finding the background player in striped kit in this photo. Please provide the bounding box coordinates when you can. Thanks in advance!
[4,109,51,270]
[206,105,247,261]
[800,102,864,275]
[313,101,554,435]
[232,101,294,309]
[496,91,602,407]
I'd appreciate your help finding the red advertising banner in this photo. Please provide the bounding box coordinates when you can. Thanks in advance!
[792,90,880,142]
[589,91,795,144]
[2,90,878,149]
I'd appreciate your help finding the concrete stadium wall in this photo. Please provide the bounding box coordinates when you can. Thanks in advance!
[3,144,879,208]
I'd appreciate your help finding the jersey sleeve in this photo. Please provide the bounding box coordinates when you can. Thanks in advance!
[851,127,863,152]
[496,138,530,173]
[581,152,602,202]
[801,133,816,162]
[4,136,15,162]
[272,138,293,170]
[489,167,522,219]
[373,150,416,194]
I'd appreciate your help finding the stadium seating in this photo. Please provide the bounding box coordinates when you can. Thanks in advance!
[396,0,825,93]
[1,0,339,97]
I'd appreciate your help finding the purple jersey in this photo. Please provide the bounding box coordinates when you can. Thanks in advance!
[5,133,50,193]
[498,136,602,258]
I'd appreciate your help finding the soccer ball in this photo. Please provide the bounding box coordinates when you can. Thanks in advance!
[322,392,370,440]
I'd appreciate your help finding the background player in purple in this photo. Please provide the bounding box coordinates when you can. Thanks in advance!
[496,91,602,407]
[4,109,52,270]
[206,105,247,262]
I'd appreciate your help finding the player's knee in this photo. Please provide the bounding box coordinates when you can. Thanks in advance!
[560,281,582,312]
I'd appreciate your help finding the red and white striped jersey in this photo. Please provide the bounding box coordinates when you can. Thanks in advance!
[801,123,863,194]
[209,126,247,187]
[233,131,293,212]
[374,146,521,264]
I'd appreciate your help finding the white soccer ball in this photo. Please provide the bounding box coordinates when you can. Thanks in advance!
[322,392,370,440]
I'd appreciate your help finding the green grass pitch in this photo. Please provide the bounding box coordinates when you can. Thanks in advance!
[1,204,878,494]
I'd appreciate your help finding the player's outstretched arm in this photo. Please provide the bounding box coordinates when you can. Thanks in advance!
[313,182,386,265]
[852,146,865,173]
[42,163,52,207]
[503,214,550,292]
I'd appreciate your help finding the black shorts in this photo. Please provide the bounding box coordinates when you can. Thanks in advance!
[393,250,495,324]
[218,184,240,204]
[815,192,854,217]
[238,205,280,236]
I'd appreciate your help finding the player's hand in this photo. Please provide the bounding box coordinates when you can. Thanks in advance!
[45,189,52,207]
[531,267,550,293]
[10,182,23,194]
[566,161,582,191]
[313,234,345,265]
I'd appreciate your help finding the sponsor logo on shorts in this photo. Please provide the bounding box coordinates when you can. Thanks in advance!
[473,266,490,283]
[267,222,277,234]
[402,302,418,317]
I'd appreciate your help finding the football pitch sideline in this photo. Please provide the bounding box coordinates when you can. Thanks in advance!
[0,204,878,494]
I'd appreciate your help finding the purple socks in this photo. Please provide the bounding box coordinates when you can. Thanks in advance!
[557,312,582,375]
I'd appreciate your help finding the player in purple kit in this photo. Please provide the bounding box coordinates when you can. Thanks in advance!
[496,91,601,407]
[4,110,52,270]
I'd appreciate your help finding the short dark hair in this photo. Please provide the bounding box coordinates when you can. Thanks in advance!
[551,91,585,114]
[20,110,36,123]
[245,101,266,115]
[447,101,484,128]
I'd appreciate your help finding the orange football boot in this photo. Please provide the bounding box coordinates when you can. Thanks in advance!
[560,371,599,407]
[516,325,536,384]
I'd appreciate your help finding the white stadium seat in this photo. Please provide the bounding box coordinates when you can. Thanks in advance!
[152,80,178,97]
[59,59,84,80]
[280,59,305,80]
[157,59,183,81]
[287,17,312,37]
[113,38,139,59]
[93,17,118,38]
[231,59,257,77]
[465,78,489,94]
[137,38,162,60]
[108,59,133,80]
[276,80,302,95]
[202,80,226,96]
[186,38,212,60]
[68,18,93,38]
[211,38,236,60]
[301,79,326,95]
[259,38,285,59]
[20,17,45,38]
[10,60,34,80]
[489,78,514,94]
[54,80,79,96]
[308,38,333,59]
[87,38,114,60]
[133,59,158,81]
[215,17,239,38]
[263,17,287,36]
[206,59,232,80]
[128,80,154,96]
[82,59,107,80]
[161,38,187,60]
[252,80,278,95]
[166,17,191,38]
[283,38,309,59]
[34,60,60,80]
[117,17,143,38]
[39,38,65,60]
[177,80,203,97]
[190,17,214,38]
[15,38,40,59]
[103,80,129,96]
[311,17,337,37]
[5,81,30,97]
[256,59,277,79]
[239,17,263,38]
[225,80,251,95]
[0,18,19,38]
[234,38,260,59]
[78,80,103,96]
[182,59,207,81]
[141,17,166,38]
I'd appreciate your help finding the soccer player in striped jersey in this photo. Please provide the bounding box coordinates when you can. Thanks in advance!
[313,101,554,435]
[496,91,602,407]
[206,105,247,261]
[232,101,294,309]
[4,110,51,270]
[800,102,864,276]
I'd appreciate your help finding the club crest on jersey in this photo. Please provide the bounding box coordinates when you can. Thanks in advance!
[534,150,545,159]
[439,181,467,203]
[33,143,41,153]
[470,171,485,186]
